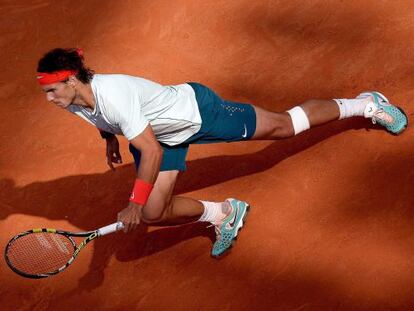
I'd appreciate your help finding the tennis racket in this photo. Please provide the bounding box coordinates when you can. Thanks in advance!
[4,221,124,279]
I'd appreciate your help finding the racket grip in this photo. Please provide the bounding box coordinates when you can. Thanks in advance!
[97,221,125,236]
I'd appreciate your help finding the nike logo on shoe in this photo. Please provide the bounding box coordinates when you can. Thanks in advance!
[227,205,239,229]
[242,124,248,138]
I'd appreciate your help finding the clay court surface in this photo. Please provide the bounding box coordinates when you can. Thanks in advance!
[1,0,414,310]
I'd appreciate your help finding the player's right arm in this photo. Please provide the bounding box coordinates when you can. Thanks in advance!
[117,124,163,232]
[129,124,162,184]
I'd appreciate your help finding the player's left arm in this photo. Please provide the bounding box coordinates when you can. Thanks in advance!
[117,124,163,232]
[98,130,123,170]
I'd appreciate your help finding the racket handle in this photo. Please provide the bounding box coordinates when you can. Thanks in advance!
[97,221,124,236]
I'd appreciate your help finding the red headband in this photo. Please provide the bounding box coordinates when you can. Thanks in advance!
[36,70,77,85]
[36,48,84,85]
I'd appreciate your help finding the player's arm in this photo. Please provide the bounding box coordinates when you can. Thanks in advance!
[117,124,163,232]
[98,130,123,170]
[129,124,162,183]
[98,129,115,140]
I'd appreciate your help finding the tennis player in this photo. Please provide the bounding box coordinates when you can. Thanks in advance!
[36,48,408,257]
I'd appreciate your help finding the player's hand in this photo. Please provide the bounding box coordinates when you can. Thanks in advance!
[117,202,143,233]
[105,135,122,170]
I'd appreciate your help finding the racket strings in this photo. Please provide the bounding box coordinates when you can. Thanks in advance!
[6,233,75,275]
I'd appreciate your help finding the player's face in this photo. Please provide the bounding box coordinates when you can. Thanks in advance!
[41,81,76,109]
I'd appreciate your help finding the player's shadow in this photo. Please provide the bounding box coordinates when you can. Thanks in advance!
[0,118,374,291]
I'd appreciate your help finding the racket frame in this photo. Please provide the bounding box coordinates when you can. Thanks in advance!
[4,222,122,279]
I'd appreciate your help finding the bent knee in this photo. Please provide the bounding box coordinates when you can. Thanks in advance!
[141,206,164,224]
[141,200,170,224]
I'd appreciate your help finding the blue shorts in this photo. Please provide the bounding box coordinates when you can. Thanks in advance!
[129,82,257,171]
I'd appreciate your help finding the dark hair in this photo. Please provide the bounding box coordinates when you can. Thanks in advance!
[37,48,94,83]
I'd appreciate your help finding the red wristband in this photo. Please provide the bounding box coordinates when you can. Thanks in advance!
[129,179,153,205]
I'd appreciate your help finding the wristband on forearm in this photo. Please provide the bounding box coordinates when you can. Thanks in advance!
[99,129,115,139]
[129,179,153,205]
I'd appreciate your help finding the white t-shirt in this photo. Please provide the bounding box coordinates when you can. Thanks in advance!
[67,74,202,146]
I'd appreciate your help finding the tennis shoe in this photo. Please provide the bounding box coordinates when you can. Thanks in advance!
[357,91,408,135]
[211,198,250,258]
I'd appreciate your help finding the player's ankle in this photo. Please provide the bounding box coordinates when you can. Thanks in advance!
[334,97,371,119]
[213,201,232,225]
[199,200,226,224]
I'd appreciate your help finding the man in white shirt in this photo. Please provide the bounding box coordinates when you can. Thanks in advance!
[36,48,408,258]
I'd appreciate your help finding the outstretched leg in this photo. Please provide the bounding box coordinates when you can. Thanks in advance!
[252,99,341,139]
[252,92,407,140]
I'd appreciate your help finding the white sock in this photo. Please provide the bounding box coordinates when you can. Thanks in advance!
[334,97,372,120]
[198,201,230,224]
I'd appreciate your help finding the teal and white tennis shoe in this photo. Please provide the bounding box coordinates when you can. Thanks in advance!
[358,91,408,135]
[211,198,250,258]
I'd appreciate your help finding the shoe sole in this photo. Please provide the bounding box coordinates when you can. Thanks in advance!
[211,203,250,258]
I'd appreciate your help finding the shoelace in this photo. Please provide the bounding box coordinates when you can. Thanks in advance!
[372,108,394,125]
